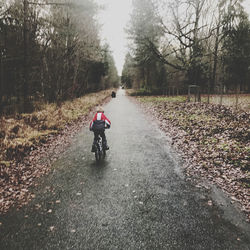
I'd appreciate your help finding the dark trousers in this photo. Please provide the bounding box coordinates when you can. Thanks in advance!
[93,130,107,146]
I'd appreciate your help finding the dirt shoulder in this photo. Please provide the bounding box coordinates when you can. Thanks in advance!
[132,95,250,221]
[0,90,113,213]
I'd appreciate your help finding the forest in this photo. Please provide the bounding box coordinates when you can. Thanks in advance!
[0,0,119,115]
[1,0,250,115]
[0,0,250,227]
[122,0,250,98]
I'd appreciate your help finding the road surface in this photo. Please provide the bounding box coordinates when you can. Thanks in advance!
[0,89,249,249]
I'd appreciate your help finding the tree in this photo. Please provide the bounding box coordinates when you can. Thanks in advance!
[0,0,118,114]
[221,1,250,93]
[125,0,215,93]
[158,0,212,90]
[121,53,134,88]
[126,0,164,92]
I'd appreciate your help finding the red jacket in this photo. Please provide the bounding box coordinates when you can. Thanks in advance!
[90,112,111,130]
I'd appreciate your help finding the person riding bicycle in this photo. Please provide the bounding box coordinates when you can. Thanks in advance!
[89,106,111,152]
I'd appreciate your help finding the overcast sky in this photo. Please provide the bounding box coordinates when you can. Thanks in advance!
[97,0,250,76]
[97,0,132,75]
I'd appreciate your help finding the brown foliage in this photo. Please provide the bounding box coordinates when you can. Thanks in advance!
[136,96,250,220]
[0,90,113,213]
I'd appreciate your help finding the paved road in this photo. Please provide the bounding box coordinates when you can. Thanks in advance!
[0,89,250,249]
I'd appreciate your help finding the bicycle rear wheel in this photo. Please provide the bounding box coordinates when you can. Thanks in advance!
[95,149,102,161]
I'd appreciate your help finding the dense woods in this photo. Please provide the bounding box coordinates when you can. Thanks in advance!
[122,0,250,96]
[0,0,119,114]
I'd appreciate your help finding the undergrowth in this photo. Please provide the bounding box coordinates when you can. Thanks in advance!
[0,90,112,165]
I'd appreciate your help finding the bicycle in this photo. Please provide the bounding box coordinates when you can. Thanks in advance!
[93,127,109,162]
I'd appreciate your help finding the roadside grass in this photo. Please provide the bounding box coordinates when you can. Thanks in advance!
[0,90,113,165]
[138,96,186,103]
[200,94,250,110]
[128,89,250,110]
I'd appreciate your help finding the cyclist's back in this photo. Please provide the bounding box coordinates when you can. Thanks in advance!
[89,106,111,152]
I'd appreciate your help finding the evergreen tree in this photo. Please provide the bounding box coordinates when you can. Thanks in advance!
[126,0,164,92]
[221,4,250,92]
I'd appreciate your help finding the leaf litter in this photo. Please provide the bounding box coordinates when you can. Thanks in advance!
[135,96,250,221]
[0,92,113,214]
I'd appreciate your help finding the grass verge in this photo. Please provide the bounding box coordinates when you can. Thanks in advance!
[0,90,113,164]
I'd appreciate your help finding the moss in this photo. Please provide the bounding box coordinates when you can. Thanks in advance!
[0,161,11,167]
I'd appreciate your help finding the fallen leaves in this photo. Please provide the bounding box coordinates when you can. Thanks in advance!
[136,96,250,221]
[0,92,113,214]
[35,204,41,210]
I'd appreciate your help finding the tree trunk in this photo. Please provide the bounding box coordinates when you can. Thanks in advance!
[23,0,29,112]
[235,83,240,109]
[207,85,210,104]
[212,16,221,94]
[220,84,223,106]
[0,52,3,113]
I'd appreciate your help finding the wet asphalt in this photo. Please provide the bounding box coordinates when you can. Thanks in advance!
[0,89,250,250]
